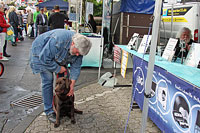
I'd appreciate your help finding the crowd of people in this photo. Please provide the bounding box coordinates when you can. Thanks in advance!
[0,3,69,59]
[1,2,94,124]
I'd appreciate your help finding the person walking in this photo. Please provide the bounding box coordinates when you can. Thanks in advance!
[22,9,28,36]
[30,29,92,123]
[33,7,40,37]
[3,7,12,57]
[8,6,18,46]
[17,11,23,40]
[48,5,68,30]
[27,9,34,38]
[0,4,10,59]
[36,8,48,35]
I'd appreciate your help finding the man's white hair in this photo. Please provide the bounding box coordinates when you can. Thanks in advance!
[72,33,92,55]
[176,27,192,39]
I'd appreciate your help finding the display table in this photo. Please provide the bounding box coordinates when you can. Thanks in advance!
[81,34,103,67]
[117,45,200,132]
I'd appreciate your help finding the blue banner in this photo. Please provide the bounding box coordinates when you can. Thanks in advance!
[120,0,155,14]
[132,56,200,132]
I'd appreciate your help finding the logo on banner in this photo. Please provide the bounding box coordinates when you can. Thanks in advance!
[134,67,145,94]
[171,92,191,132]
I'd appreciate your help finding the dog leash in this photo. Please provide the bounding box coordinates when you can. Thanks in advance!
[124,23,152,133]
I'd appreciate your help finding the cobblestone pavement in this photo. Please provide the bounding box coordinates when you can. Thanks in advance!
[25,72,161,133]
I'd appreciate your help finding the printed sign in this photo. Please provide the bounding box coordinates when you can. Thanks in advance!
[162,17,188,22]
[127,33,139,50]
[162,38,178,61]
[184,43,200,68]
[121,50,128,78]
[166,7,192,16]
[137,35,152,54]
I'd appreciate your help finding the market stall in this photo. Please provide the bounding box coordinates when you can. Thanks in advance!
[36,0,68,10]
[116,45,200,132]
[81,34,103,67]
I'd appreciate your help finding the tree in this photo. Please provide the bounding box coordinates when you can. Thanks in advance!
[87,0,102,17]
[7,2,15,6]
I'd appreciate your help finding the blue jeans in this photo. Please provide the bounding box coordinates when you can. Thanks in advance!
[34,23,38,37]
[40,70,54,115]
[13,26,18,43]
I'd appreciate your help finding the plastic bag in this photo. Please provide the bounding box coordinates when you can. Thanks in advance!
[7,29,14,35]
[27,25,32,35]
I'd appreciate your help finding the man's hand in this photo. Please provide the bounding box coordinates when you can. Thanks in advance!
[67,80,75,96]
[59,66,66,73]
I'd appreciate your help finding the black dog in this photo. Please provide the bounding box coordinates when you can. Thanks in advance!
[53,77,83,128]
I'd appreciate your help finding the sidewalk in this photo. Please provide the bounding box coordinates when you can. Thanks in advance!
[23,71,161,133]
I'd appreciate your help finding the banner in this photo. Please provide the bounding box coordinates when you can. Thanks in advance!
[86,2,93,23]
[133,56,200,132]
[120,0,155,14]
[114,45,121,64]
[121,50,128,78]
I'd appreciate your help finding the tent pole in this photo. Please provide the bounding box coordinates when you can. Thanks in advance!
[140,0,162,133]
[98,0,105,80]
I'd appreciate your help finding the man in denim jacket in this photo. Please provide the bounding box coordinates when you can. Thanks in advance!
[30,29,92,123]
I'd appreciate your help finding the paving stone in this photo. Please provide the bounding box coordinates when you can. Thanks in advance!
[24,72,161,132]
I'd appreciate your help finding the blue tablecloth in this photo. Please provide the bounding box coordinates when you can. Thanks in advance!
[117,45,200,87]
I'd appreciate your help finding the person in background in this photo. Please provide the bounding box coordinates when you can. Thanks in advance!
[44,7,50,19]
[88,14,97,33]
[4,7,12,57]
[30,29,92,123]
[17,11,23,27]
[36,8,48,35]
[22,9,28,36]
[33,7,40,37]
[27,9,34,38]
[17,11,23,39]
[174,27,195,60]
[48,5,68,30]
[0,3,10,59]
[8,6,18,46]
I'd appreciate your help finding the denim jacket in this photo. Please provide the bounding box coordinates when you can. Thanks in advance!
[30,29,83,80]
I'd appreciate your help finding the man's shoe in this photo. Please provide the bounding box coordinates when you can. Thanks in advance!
[12,43,17,46]
[46,112,56,123]
[3,54,11,57]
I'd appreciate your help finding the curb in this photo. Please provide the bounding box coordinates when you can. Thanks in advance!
[11,105,44,133]
[11,79,98,133]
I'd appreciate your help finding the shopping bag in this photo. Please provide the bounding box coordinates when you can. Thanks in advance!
[27,25,32,35]
[7,29,14,36]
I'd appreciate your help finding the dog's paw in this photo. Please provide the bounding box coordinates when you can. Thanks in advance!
[71,119,76,124]
[74,108,83,114]
[76,110,83,115]
[54,123,60,128]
